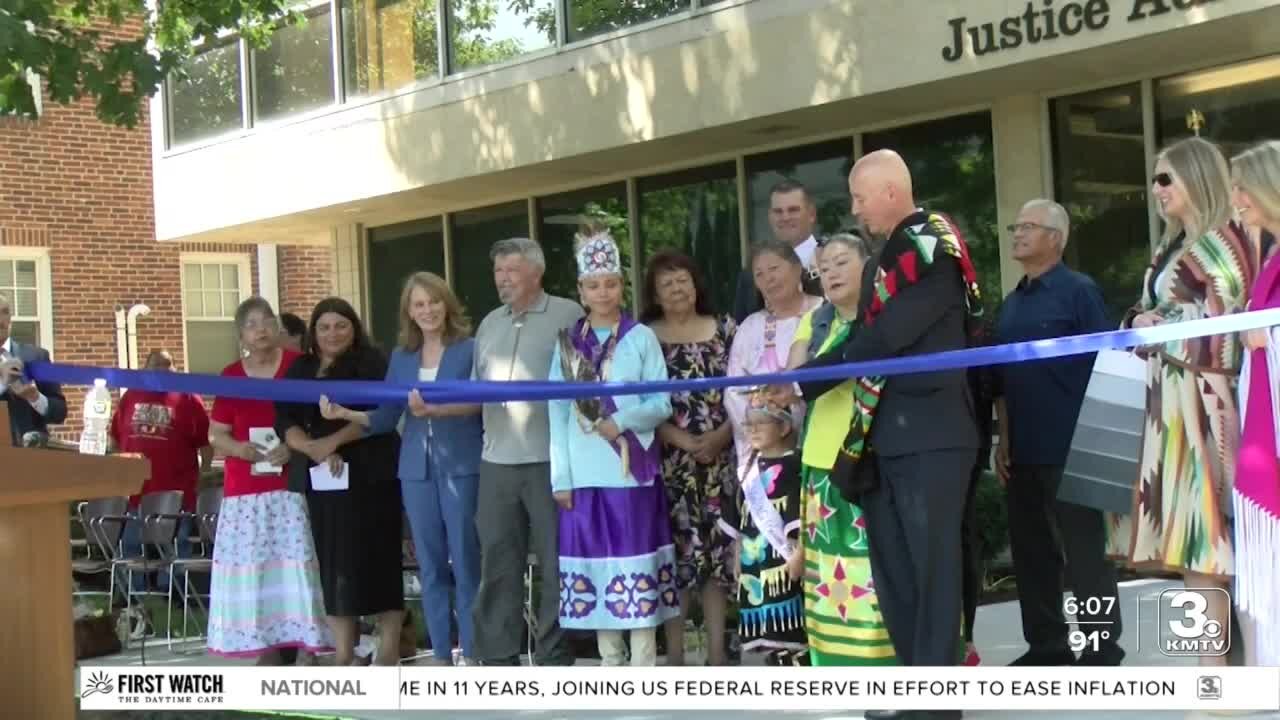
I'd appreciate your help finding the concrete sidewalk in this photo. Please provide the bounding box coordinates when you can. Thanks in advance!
[78,578,1279,720]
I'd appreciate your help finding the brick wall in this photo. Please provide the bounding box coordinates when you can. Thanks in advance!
[278,244,334,320]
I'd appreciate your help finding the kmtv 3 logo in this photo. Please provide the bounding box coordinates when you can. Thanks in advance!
[1158,588,1230,657]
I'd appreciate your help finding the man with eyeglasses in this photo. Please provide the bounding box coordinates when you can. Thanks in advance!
[993,199,1124,667]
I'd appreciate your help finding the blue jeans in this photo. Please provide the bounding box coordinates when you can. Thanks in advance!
[116,514,193,594]
[402,466,480,659]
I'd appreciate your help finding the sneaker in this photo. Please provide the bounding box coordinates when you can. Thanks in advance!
[455,656,476,667]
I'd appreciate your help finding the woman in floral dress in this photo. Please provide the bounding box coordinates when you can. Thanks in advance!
[642,251,737,666]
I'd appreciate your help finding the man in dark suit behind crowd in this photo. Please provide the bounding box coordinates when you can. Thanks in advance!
[732,180,825,322]
[0,293,67,445]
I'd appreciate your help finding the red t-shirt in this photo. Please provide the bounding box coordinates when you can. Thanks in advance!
[210,350,300,497]
[109,389,211,512]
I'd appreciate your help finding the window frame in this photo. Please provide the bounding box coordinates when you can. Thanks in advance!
[0,247,54,354]
[248,0,343,128]
[178,251,253,374]
[164,35,250,150]
[1038,50,1278,252]
[159,0,761,154]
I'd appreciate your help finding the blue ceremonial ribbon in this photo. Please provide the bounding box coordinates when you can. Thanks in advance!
[27,308,1280,405]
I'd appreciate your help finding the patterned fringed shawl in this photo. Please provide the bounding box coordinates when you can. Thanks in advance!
[1122,222,1258,578]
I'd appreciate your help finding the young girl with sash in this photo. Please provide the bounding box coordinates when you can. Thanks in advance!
[719,394,808,666]
[548,229,680,666]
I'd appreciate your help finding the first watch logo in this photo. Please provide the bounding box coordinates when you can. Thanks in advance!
[81,670,227,707]
[81,671,115,698]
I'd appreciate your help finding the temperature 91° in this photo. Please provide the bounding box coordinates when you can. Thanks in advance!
[1069,629,1112,653]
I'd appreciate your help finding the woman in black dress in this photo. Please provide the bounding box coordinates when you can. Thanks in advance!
[275,297,403,666]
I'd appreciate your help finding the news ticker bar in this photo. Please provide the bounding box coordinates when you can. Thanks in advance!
[78,666,1280,712]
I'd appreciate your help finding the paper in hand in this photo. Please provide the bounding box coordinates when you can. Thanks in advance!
[309,462,350,492]
[249,427,283,475]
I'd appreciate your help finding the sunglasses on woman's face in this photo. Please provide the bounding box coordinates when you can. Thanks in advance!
[1153,172,1174,188]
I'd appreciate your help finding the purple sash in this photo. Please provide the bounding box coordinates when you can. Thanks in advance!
[561,314,663,486]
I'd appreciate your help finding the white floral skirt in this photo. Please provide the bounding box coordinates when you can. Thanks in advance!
[206,490,333,657]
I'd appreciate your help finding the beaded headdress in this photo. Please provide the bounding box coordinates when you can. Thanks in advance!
[575,230,623,279]
[744,389,793,426]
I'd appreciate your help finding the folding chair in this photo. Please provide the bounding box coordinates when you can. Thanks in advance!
[167,487,221,651]
[106,490,184,647]
[72,497,129,608]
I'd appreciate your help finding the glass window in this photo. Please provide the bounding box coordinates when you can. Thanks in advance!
[252,6,336,122]
[863,113,1001,319]
[637,163,741,317]
[342,0,440,97]
[447,0,554,73]
[168,40,244,146]
[0,258,42,347]
[566,0,691,43]
[367,218,447,352]
[536,184,631,306]
[1156,54,1280,158]
[450,201,530,321]
[182,258,250,374]
[744,139,854,245]
[1050,84,1149,321]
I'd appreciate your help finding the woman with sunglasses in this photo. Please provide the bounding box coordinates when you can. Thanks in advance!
[1120,137,1259,669]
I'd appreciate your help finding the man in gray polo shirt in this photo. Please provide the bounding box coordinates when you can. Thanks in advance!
[472,237,583,666]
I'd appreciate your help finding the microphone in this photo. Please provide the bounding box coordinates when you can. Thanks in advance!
[21,431,48,448]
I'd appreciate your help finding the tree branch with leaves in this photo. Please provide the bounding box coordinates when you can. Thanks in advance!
[0,0,300,126]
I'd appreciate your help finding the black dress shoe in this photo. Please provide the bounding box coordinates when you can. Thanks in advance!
[1009,648,1076,666]
[1076,644,1126,666]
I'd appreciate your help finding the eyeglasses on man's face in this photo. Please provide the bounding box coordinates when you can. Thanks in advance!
[1005,222,1060,235]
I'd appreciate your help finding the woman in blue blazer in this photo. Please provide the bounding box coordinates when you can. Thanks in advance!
[322,271,483,665]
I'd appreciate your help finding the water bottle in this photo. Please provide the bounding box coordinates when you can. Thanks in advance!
[78,379,111,455]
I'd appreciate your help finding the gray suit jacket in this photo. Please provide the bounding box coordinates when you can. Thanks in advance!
[3,340,68,445]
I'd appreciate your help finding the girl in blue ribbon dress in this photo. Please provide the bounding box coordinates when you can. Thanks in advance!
[548,228,680,666]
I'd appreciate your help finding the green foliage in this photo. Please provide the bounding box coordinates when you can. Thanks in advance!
[446,0,527,70]
[1,0,303,126]
[639,176,741,315]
